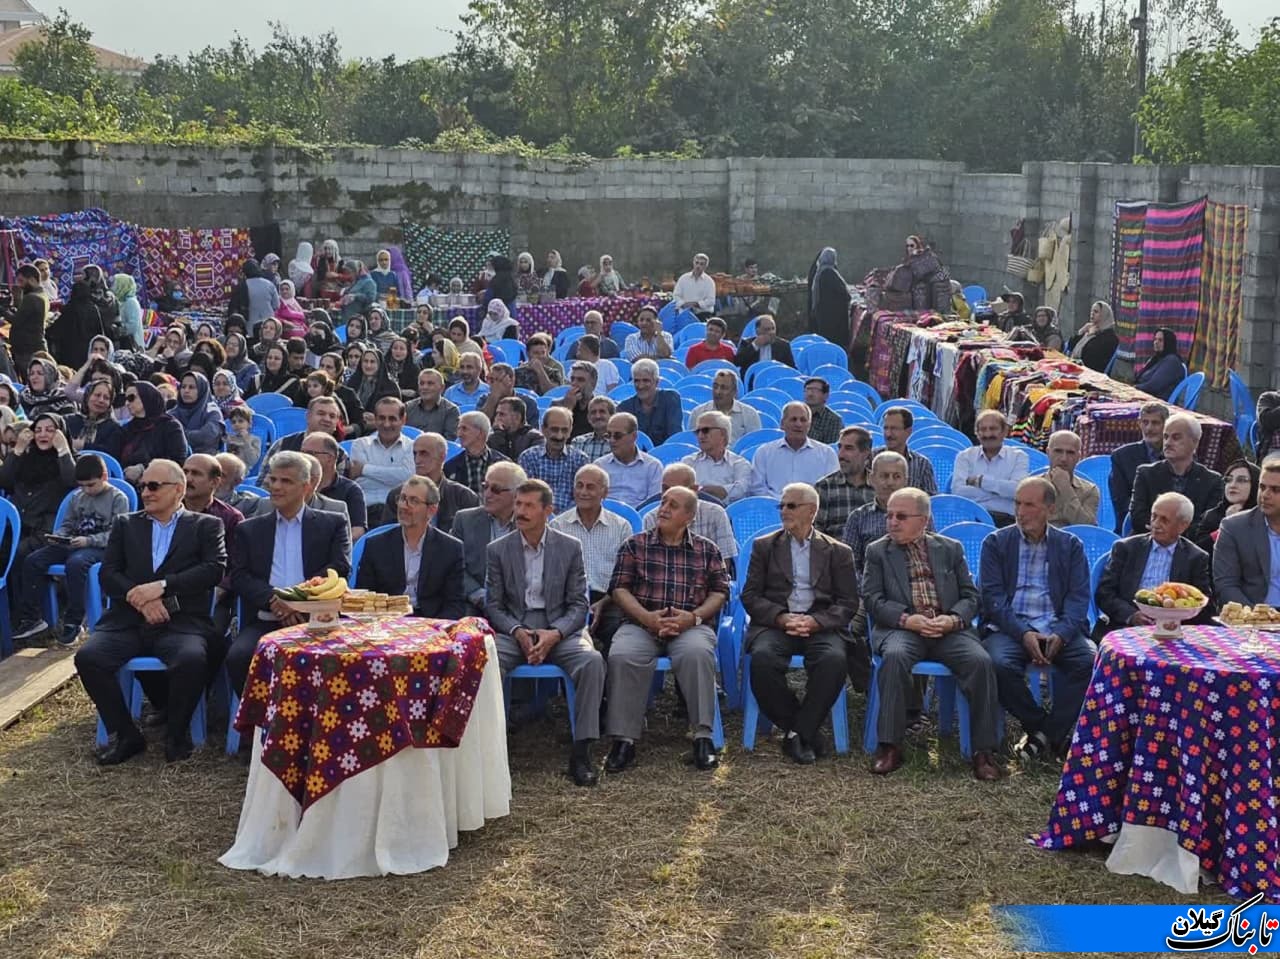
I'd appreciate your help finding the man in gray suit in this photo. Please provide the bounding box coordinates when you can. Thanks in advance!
[1215,454,1280,606]
[451,460,526,615]
[485,479,605,787]
[862,487,1002,781]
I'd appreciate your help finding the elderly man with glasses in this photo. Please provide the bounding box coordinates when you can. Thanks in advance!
[594,412,662,507]
[451,461,527,615]
[683,410,753,504]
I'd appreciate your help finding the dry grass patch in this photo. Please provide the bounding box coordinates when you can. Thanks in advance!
[0,683,1229,958]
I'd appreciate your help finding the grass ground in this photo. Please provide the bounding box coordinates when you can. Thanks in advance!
[0,683,1227,959]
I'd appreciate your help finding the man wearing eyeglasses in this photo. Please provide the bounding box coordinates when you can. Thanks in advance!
[594,412,661,507]
[683,410,753,504]
[75,459,227,765]
[299,432,367,540]
[356,475,465,619]
[862,487,1002,781]
[605,485,730,773]
[451,461,527,615]
[742,483,858,764]
[226,450,352,698]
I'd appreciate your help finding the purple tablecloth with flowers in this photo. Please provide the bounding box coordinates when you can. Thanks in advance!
[1034,625,1280,901]
[390,295,666,341]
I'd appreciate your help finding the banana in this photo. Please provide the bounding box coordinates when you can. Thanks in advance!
[300,569,339,599]
[308,577,349,601]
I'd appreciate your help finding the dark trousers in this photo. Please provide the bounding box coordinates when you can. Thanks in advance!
[20,544,103,624]
[748,628,848,743]
[75,626,207,744]
[225,620,275,697]
[984,631,1097,746]
[588,589,623,656]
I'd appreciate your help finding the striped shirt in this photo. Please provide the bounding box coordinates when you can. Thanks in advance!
[815,469,875,538]
[870,446,937,495]
[1139,540,1176,591]
[550,507,634,593]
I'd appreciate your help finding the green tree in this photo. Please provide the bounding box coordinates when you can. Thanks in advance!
[13,9,100,100]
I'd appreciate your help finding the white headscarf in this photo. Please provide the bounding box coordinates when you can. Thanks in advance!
[289,241,315,289]
[478,299,519,340]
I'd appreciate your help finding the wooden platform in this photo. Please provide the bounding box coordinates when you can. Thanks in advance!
[0,646,78,729]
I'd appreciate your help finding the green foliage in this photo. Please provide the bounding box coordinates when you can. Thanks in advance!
[13,10,100,101]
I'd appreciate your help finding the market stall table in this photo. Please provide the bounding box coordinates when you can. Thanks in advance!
[1034,625,1280,901]
[220,616,509,879]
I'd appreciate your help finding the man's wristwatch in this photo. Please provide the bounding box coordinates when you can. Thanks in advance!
[158,579,167,594]
[693,613,703,627]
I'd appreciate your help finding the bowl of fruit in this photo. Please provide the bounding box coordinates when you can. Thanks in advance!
[274,569,350,630]
[1133,582,1208,639]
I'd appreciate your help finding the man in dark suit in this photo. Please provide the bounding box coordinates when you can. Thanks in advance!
[979,477,1096,762]
[1214,456,1280,606]
[451,460,526,615]
[741,482,858,764]
[862,487,1002,781]
[484,479,604,786]
[1108,402,1167,534]
[1100,491,1213,627]
[356,475,465,619]
[226,450,352,696]
[734,314,795,377]
[1129,413,1220,537]
[75,459,227,765]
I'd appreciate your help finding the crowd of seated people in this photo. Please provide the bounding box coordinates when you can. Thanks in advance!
[0,244,1266,795]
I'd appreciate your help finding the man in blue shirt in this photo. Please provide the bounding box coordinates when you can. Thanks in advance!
[618,358,682,446]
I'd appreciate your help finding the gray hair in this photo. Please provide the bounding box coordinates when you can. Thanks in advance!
[1139,401,1169,420]
[711,369,740,394]
[570,360,599,386]
[266,450,312,484]
[1166,412,1202,443]
[871,450,908,474]
[485,460,527,486]
[890,486,931,518]
[632,358,660,382]
[402,474,441,505]
[975,409,1009,431]
[301,453,322,485]
[1047,429,1081,451]
[661,463,697,487]
[215,452,245,486]
[300,431,339,457]
[147,458,184,484]
[696,410,732,435]
[460,410,492,437]
[781,482,819,506]
[1262,454,1280,475]
[1017,475,1057,507]
[1152,490,1194,524]
[576,462,610,490]
[781,400,811,421]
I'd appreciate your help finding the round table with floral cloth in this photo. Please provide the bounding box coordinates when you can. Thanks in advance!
[220,616,510,879]
[1033,624,1280,901]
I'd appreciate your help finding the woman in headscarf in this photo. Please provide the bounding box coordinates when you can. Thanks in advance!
[252,343,297,396]
[383,336,421,399]
[423,331,460,383]
[344,314,368,345]
[47,277,110,367]
[448,316,484,356]
[370,249,398,297]
[318,352,366,434]
[484,254,518,309]
[62,337,118,402]
[65,379,119,452]
[108,381,188,484]
[808,247,852,347]
[387,247,414,302]
[365,306,397,348]
[898,235,953,312]
[576,266,597,297]
[33,259,58,301]
[343,343,366,380]
[20,358,76,418]
[260,252,283,290]
[170,371,225,454]
[223,332,260,394]
[150,324,192,379]
[289,240,316,298]
[211,369,243,415]
[250,316,284,363]
[476,298,520,342]
[0,411,76,606]
[274,279,309,338]
[1067,300,1120,374]
[304,314,340,365]
[345,348,400,430]
[0,376,24,415]
[1194,459,1259,556]
[541,250,570,299]
[155,277,187,313]
[314,239,343,299]
[340,260,377,320]
[1011,306,1064,352]
[223,313,248,343]
[192,336,227,370]
[595,254,624,297]
[514,252,540,295]
[1133,326,1184,400]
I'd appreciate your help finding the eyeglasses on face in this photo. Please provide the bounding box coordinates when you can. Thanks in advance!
[481,483,515,494]
[777,502,811,511]
[606,431,633,440]
[694,426,722,435]
[886,511,923,521]
[397,494,437,507]
[139,480,178,492]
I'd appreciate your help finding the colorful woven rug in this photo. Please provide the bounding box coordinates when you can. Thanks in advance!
[1109,201,1147,360]
[401,224,510,293]
[1136,197,1206,364]
[1190,202,1248,392]
[138,227,256,308]
[0,208,147,304]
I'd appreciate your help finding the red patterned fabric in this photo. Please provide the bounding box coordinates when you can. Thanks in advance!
[233,616,491,812]
[138,227,256,308]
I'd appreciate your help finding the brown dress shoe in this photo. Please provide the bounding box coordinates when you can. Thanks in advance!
[870,743,903,775]
[972,751,1002,781]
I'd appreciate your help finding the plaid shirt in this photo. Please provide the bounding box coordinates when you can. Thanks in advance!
[808,405,843,444]
[551,506,634,593]
[843,501,934,583]
[815,469,875,538]
[571,431,612,462]
[519,444,589,514]
[443,447,509,495]
[904,538,941,617]
[608,527,730,621]
[871,446,937,495]
[1139,540,1176,590]
[1011,534,1054,632]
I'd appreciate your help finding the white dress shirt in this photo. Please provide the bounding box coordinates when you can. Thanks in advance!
[787,531,815,613]
[949,444,1029,516]
[522,533,546,610]
[403,529,424,606]
[686,400,762,444]
[683,449,754,503]
[351,433,415,510]
[750,438,840,498]
[673,271,716,312]
[593,451,663,506]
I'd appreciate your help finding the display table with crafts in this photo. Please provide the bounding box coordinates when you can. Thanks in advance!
[385,294,667,341]
[219,616,509,879]
[1034,624,1280,901]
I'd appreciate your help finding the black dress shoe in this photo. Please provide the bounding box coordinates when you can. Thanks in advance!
[98,734,146,766]
[164,735,194,764]
[782,734,816,765]
[693,737,719,770]
[604,740,636,773]
[808,732,831,759]
[568,742,598,787]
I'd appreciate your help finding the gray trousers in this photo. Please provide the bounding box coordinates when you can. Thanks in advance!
[607,623,717,742]
[495,609,604,742]
[874,627,1000,751]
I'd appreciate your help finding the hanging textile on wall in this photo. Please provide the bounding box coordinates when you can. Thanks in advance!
[401,223,511,293]
[1190,202,1248,392]
[1135,196,1207,365]
[0,208,147,304]
[1110,200,1147,360]
[0,229,20,289]
[138,227,256,308]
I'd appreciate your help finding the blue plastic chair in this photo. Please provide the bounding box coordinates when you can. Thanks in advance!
[1060,525,1119,578]
[246,393,291,416]
[874,400,938,423]
[864,655,974,758]
[1021,447,1050,474]
[603,499,643,533]
[268,407,308,438]
[81,450,124,480]
[656,359,689,382]
[651,443,698,465]
[0,499,20,657]
[611,321,639,343]
[1073,455,1115,531]
[744,359,788,391]
[1089,551,1109,632]
[930,494,995,530]
[732,429,784,456]
[681,384,713,405]
[749,388,793,412]
[1121,513,1134,536]
[665,430,701,448]
[727,496,783,549]
[237,482,270,499]
[246,416,277,477]
[1103,349,1120,377]
[961,285,988,311]
[609,382,637,401]
[1168,372,1206,412]
[488,340,527,365]
[755,365,803,390]
[554,325,586,352]
[915,445,959,495]
[633,431,655,452]
[668,309,699,335]
[674,323,708,347]
[1229,370,1255,453]
[95,657,207,748]
[657,301,679,323]
[791,334,829,351]
[351,524,398,579]
[691,359,736,376]
[798,342,849,375]
[650,656,725,749]
[740,317,758,339]
[109,477,139,510]
[503,663,579,739]
[938,521,995,577]
[741,395,782,424]
[741,652,850,753]
[809,364,855,390]
[842,380,882,409]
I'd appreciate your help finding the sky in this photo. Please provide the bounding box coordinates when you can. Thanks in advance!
[37,0,1273,63]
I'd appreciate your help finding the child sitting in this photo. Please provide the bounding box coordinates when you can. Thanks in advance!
[224,405,262,473]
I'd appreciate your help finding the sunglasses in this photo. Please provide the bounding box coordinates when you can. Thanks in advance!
[777,502,810,511]
[694,426,722,435]
[481,483,515,494]
[606,431,633,440]
[139,480,178,493]
[887,512,923,521]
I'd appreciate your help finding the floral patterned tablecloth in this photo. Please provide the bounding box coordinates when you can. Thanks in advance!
[389,295,666,340]
[233,616,491,812]
[1034,625,1280,901]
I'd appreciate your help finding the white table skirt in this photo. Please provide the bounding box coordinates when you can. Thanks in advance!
[1104,823,1203,895]
[219,636,510,879]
